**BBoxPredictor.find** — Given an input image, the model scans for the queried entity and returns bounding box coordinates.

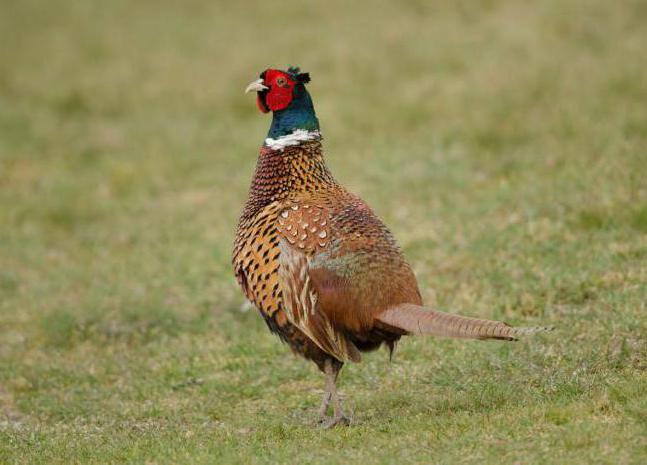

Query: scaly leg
[318,390,331,421]
[321,359,350,428]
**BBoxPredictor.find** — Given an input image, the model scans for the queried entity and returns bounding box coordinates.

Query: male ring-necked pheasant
[233,66,550,427]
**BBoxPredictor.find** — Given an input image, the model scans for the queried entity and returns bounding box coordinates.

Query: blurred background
[1,1,645,463]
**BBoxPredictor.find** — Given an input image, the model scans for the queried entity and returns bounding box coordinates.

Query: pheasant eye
[276,76,288,87]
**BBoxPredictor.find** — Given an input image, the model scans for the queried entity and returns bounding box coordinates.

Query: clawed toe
[322,415,350,429]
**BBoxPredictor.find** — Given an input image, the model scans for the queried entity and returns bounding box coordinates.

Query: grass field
[1,0,646,463]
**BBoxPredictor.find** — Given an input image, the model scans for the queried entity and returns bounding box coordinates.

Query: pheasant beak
[245,79,268,94]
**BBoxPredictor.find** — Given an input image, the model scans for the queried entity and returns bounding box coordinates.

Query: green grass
[1,0,646,463]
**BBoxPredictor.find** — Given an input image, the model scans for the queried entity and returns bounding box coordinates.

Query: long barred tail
[376,304,553,341]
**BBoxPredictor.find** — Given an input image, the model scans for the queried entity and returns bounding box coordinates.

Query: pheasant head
[245,66,319,139]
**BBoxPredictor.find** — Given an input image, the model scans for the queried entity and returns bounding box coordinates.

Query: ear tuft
[296,72,311,84]
[287,66,310,84]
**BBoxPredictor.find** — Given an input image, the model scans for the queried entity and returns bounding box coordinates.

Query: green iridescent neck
[267,84,320,139]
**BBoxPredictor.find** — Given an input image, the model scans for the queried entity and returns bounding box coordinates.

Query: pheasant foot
[318,359,350,427]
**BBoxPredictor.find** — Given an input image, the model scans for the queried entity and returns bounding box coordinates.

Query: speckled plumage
[233,68,550,426]
[232,137,420,370]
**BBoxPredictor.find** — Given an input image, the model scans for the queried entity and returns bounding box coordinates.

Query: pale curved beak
[245,79,268,94]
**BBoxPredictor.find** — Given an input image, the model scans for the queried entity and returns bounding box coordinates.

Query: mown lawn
[1,0,645,463]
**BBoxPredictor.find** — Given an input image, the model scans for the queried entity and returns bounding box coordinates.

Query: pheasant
[232,66,550,427]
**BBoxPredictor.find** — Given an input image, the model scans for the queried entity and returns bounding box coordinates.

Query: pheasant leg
[317,390,331,421]
[321,359,350,428]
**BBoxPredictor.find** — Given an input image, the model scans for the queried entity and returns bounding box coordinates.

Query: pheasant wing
[276,201,361,362]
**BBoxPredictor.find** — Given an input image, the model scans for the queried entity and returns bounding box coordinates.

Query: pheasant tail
[377,304,553,341]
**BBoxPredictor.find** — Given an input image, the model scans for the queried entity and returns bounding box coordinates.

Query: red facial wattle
[258,69,296,112]
[256,92,270,113]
